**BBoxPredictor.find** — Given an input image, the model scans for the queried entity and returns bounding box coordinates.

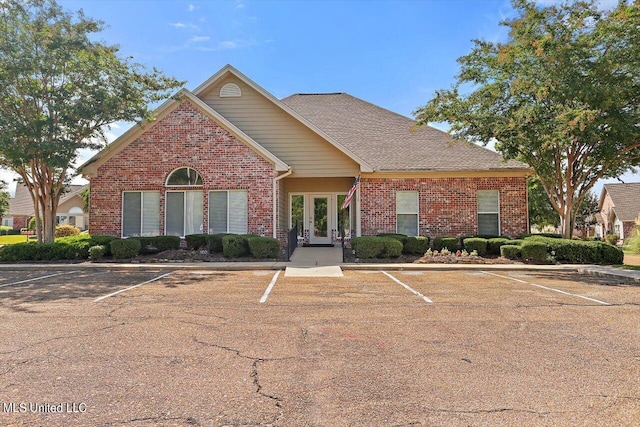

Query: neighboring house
[599,183,640,240]
[79,65,531,244]
[1,184,89,231]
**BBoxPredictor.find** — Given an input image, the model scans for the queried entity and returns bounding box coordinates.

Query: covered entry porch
[282,177,359,247]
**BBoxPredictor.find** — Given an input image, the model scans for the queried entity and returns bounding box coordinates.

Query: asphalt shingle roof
[603,183,640,222]
[280,93,529,172]
[8,184,86,217]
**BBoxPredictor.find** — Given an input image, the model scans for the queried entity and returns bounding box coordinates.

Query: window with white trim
[122,191,160,237]
[477,190,500,235]
[166,167,203,186]
[396,191,419,236]
[166,191,203,236]
[209,190,248,234]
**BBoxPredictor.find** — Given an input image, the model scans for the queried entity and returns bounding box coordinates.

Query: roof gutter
[273,168,293,239]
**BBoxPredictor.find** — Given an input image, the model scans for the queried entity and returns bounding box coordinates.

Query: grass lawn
[618,265,640,271]
[0,235,29,245]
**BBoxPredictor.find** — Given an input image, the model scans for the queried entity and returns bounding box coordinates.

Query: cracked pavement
[0,268,639,426]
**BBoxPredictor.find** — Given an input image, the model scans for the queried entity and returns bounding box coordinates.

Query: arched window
[166,167,203,186]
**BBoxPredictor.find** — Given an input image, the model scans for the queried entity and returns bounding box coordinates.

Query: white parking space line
[481,271,611,306]
[94,272,174,303]
[0,271,79,288]
[259,270,282,304]
[382,271,433,304]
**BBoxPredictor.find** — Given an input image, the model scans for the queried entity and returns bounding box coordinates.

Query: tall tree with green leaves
[0,0,183,242]
[528,176,559,231]
[574,190,599,237]
[414,0,640,239]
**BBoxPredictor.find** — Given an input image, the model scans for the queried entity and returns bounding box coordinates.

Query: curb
[0,261,638,283]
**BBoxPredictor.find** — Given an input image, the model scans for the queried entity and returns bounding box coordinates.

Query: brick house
[1,184,89,231]
[599,183,640,240]
[79,65,531,244]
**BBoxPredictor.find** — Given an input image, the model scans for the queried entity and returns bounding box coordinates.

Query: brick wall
[90,101,276,237]
[360,177,528,238]
[12,216,28,230]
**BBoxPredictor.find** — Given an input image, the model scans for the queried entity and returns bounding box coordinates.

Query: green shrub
[519,233,563,239]
[486,237,509,255]
[524,236,623,264]
[0,225,12,235]
[55,225,80,238]
[110,239,141,259]
[403,236,430,255]
[463,238,488,257]
[247,236,280,258]
[379,237,403,258]
[185,234,208,250]
[598,242,624,264]
[0,240,91,261]
[475,234,502,239]
[351,236,385,259]
[500,245,521,260]
[377,233,408,245]
[520,241,548,263]
[433,237,459,251]
[0,242,39,262]
[89,245,106,261]
[604,234,619,245]
[222,235,250,258]
[209,233,232,253]
[503,239,524,246]
[88,236,118,256]
[137,236,181,254]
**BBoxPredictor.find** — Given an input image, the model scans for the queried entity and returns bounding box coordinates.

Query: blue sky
[1,0,636,196]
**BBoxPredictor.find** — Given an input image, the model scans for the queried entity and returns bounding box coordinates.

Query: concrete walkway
[285,246,344,277]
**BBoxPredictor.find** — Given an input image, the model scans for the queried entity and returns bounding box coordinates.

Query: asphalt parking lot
[1,267,639,426]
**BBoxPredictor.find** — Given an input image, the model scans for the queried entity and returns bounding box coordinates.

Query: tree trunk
[559,201,574,239]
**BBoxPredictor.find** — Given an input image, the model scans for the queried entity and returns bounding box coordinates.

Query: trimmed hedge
[222,235,250,258]
[500,245,521,260]
[433,237,459,251]
[185,234,208,250]
[351,236,385,259]
[486,238,509,255]
[463,238,488,257]
[0,239,92,261]
[137,236,181,254]
[520,241,548,263]
[209,233,233,253]
[351,236,403,258]
[525,236,624,264]
[247,236,280,258]
[379,237,403,258]
[404,236,430,255]
[377,233,409,245]
[503,239,524,246]
[89,245,106,261]
[110,239,141,259]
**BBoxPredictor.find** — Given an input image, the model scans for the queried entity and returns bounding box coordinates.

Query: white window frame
[208,190,248,234]
[165,167,204,187]
[396,191,419,236]
[121,191,160,238]
[165,190,204,237]
[477,190,501,236]
[2,217,13,228]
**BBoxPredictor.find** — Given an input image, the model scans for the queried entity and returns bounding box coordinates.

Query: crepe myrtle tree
[414,0,640,239]
[0,0,184,243]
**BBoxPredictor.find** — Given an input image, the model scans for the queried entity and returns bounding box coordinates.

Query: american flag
[341,176,360,209]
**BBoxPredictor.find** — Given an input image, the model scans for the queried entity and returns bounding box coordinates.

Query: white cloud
[188,4,197,12]
[169,22,186,29]
[189,36,210,43]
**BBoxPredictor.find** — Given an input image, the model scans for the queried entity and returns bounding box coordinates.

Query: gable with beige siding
[199,75,360,178]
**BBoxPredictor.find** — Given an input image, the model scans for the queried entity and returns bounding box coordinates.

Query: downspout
[273,168,293,238]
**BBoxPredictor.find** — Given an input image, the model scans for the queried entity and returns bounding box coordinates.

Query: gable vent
[220,82,241,98]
